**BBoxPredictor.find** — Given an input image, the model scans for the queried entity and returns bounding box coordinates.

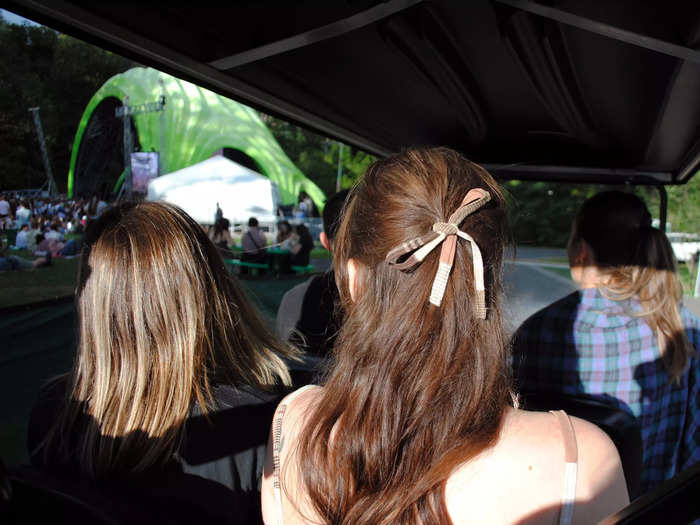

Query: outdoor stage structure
[67,66,325,211]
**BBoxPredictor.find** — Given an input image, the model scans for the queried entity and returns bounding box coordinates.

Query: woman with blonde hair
[29,201,296,522]
[513,191,700,495]
[262,148,628,525]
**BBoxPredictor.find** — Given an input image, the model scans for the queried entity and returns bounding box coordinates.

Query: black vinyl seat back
[5,466,130,524]
[3,464,246,524]
[0,457,13,524]
[600,461,700,524]
[518,391,643,499]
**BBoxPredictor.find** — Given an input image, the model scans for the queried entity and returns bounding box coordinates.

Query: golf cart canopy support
[8,0,700,186]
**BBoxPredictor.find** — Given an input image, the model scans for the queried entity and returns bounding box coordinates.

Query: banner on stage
[131,152,159,193]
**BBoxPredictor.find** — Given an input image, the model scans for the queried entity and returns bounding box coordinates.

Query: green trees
[262,115,376,198]
[635,182,700,234]
[0,19,134,191]
[506,179,700,247]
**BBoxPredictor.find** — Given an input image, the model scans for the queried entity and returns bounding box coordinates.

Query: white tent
[147,156,280,225]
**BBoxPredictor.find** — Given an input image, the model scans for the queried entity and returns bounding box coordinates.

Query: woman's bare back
[262,387,629,525]
[445,408,628,524]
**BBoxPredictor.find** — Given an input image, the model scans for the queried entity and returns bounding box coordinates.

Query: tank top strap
[272,385,316,525]
[550,410,578,525]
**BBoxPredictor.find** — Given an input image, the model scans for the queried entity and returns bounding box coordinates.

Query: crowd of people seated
[206,212,317,277]
[0,193,109,232]
[0,192,111,271]
[13,148,699,524]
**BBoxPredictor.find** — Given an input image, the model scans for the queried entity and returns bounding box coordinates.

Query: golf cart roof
[8,0,700,185]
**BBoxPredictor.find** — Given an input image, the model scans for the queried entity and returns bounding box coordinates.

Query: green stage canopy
[68,67,325,209]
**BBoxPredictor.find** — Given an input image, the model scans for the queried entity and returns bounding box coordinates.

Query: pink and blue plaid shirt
[512,288,700,494]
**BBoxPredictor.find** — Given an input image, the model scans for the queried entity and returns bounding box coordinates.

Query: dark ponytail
[572,192,695,383]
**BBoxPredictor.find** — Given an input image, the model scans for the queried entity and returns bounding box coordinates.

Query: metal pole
[158,78,166,176]
[657,185,668,232]
[28,107,57,196]
[121,97,133,200]
[336,142,344,192]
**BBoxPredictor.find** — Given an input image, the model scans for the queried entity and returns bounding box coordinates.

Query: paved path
[311,245,575,332]
[507,245,568,261]
[502,261,577,335]
[311,246,577,335]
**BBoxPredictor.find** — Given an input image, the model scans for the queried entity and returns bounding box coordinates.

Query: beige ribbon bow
[384,188,491,317]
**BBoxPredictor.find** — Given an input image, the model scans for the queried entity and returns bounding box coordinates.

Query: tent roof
[9,0,700,185]
[148,156,279,225]
[152,155,269,189]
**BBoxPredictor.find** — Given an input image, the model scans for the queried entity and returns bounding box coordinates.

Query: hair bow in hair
[385,188,491,317]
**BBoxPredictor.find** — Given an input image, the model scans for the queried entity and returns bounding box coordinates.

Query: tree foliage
[262,114,376,198]
[0,18,135,191]
[634,181,700,234]
[506,178,700,247]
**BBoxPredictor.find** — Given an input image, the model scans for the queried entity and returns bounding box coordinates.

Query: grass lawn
[0,253,78,308]
[310,247,331,259]
[0,238,330,309]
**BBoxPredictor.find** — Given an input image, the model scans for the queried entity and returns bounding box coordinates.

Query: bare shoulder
[446,409,628,524]
[446,409,570,523]
[568,414,616,454]
[279,385,323,429]
[507,410,620,459]
[505,408,570,450]
[513,411,627,495]
[275,385,324,454]
[261,385,323,525]
[568,416,627,494]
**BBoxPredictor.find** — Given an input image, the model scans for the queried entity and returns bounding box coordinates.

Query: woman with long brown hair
[29,201,296,522]
[262,148,628,525]
[513,191,700,495]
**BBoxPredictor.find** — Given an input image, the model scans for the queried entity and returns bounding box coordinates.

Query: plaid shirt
[512,288,700,494]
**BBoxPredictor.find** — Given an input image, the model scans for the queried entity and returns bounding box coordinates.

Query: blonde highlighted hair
[41,202,296,478]
[570,191,695,383]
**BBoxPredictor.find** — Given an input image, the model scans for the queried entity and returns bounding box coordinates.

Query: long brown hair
[570,191,695,383]
[41,201,296,479]
[296,148,512,524]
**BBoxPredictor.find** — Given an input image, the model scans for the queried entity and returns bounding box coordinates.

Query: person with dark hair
[276,220,292,246]
[0,193,9,221]
[16,200,31,227]
[209,217,235,260]
[276,190,348,358]
[27,217,41,252]
[241,216,268,267]
[288,224,313,267]
[14,223,30,249]
[262,149,628,524]
[512,191,700,494]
